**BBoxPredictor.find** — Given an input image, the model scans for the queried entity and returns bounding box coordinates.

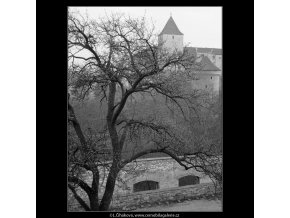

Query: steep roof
[183,47,221,72]
[159,16,183,36]
[199,56,221,71]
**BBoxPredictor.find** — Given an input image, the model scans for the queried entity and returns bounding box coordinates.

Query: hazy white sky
[69,7,222,49]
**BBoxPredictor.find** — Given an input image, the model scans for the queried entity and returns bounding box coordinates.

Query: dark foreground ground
[134,199,222,212]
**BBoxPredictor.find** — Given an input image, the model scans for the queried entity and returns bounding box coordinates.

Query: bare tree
[67,11,222,211]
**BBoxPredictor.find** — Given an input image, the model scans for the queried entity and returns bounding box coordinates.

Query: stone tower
[158,16,184,53]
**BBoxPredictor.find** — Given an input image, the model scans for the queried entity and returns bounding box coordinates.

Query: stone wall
[96,156,213,196]
[68,182,218,211]
[111,182,217,210]
[190,73,221,94]
[75,156,213,198]
[68,156,218,211]
[124,157,212,191]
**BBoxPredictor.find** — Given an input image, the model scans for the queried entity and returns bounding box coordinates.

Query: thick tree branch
[120,147,167,168]
[68,101,88,151]
[68,175,92,195]
[68,184,91,211]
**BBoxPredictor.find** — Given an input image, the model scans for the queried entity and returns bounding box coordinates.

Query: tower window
[172,36,174,39]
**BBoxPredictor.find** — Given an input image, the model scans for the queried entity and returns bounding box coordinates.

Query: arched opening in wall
[178,175,200,187]
[133,180,159,192]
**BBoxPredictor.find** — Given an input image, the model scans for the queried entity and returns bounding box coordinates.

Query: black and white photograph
[67,6,222,212]
[7,1,288,218]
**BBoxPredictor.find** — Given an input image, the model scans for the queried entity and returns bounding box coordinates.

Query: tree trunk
[89,193,99,211]
[89,170,100,211]
[97,82,122,211]
[99,164,119,211]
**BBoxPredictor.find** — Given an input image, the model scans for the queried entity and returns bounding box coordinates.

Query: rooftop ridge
[185,46,222,50]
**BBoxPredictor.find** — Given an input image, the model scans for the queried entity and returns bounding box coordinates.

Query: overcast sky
[69,7,222,49]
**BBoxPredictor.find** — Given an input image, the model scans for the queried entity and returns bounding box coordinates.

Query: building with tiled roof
[184,47,222,70]
[159,16,222,95]
[158,16,222,70]
[190,55,222,94]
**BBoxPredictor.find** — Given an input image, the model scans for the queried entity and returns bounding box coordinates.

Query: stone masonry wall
[68,182,217,211]
[68,156,216,211]
[111,182,216,210]
[95,156,213,196]
[74,156,213,197]
[122,157,212,192]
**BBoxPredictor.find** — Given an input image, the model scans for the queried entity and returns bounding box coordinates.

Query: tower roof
[159,16,183,36]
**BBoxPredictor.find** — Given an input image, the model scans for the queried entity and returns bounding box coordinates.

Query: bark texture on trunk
[89,193,99,211]
[99,158,121,211]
